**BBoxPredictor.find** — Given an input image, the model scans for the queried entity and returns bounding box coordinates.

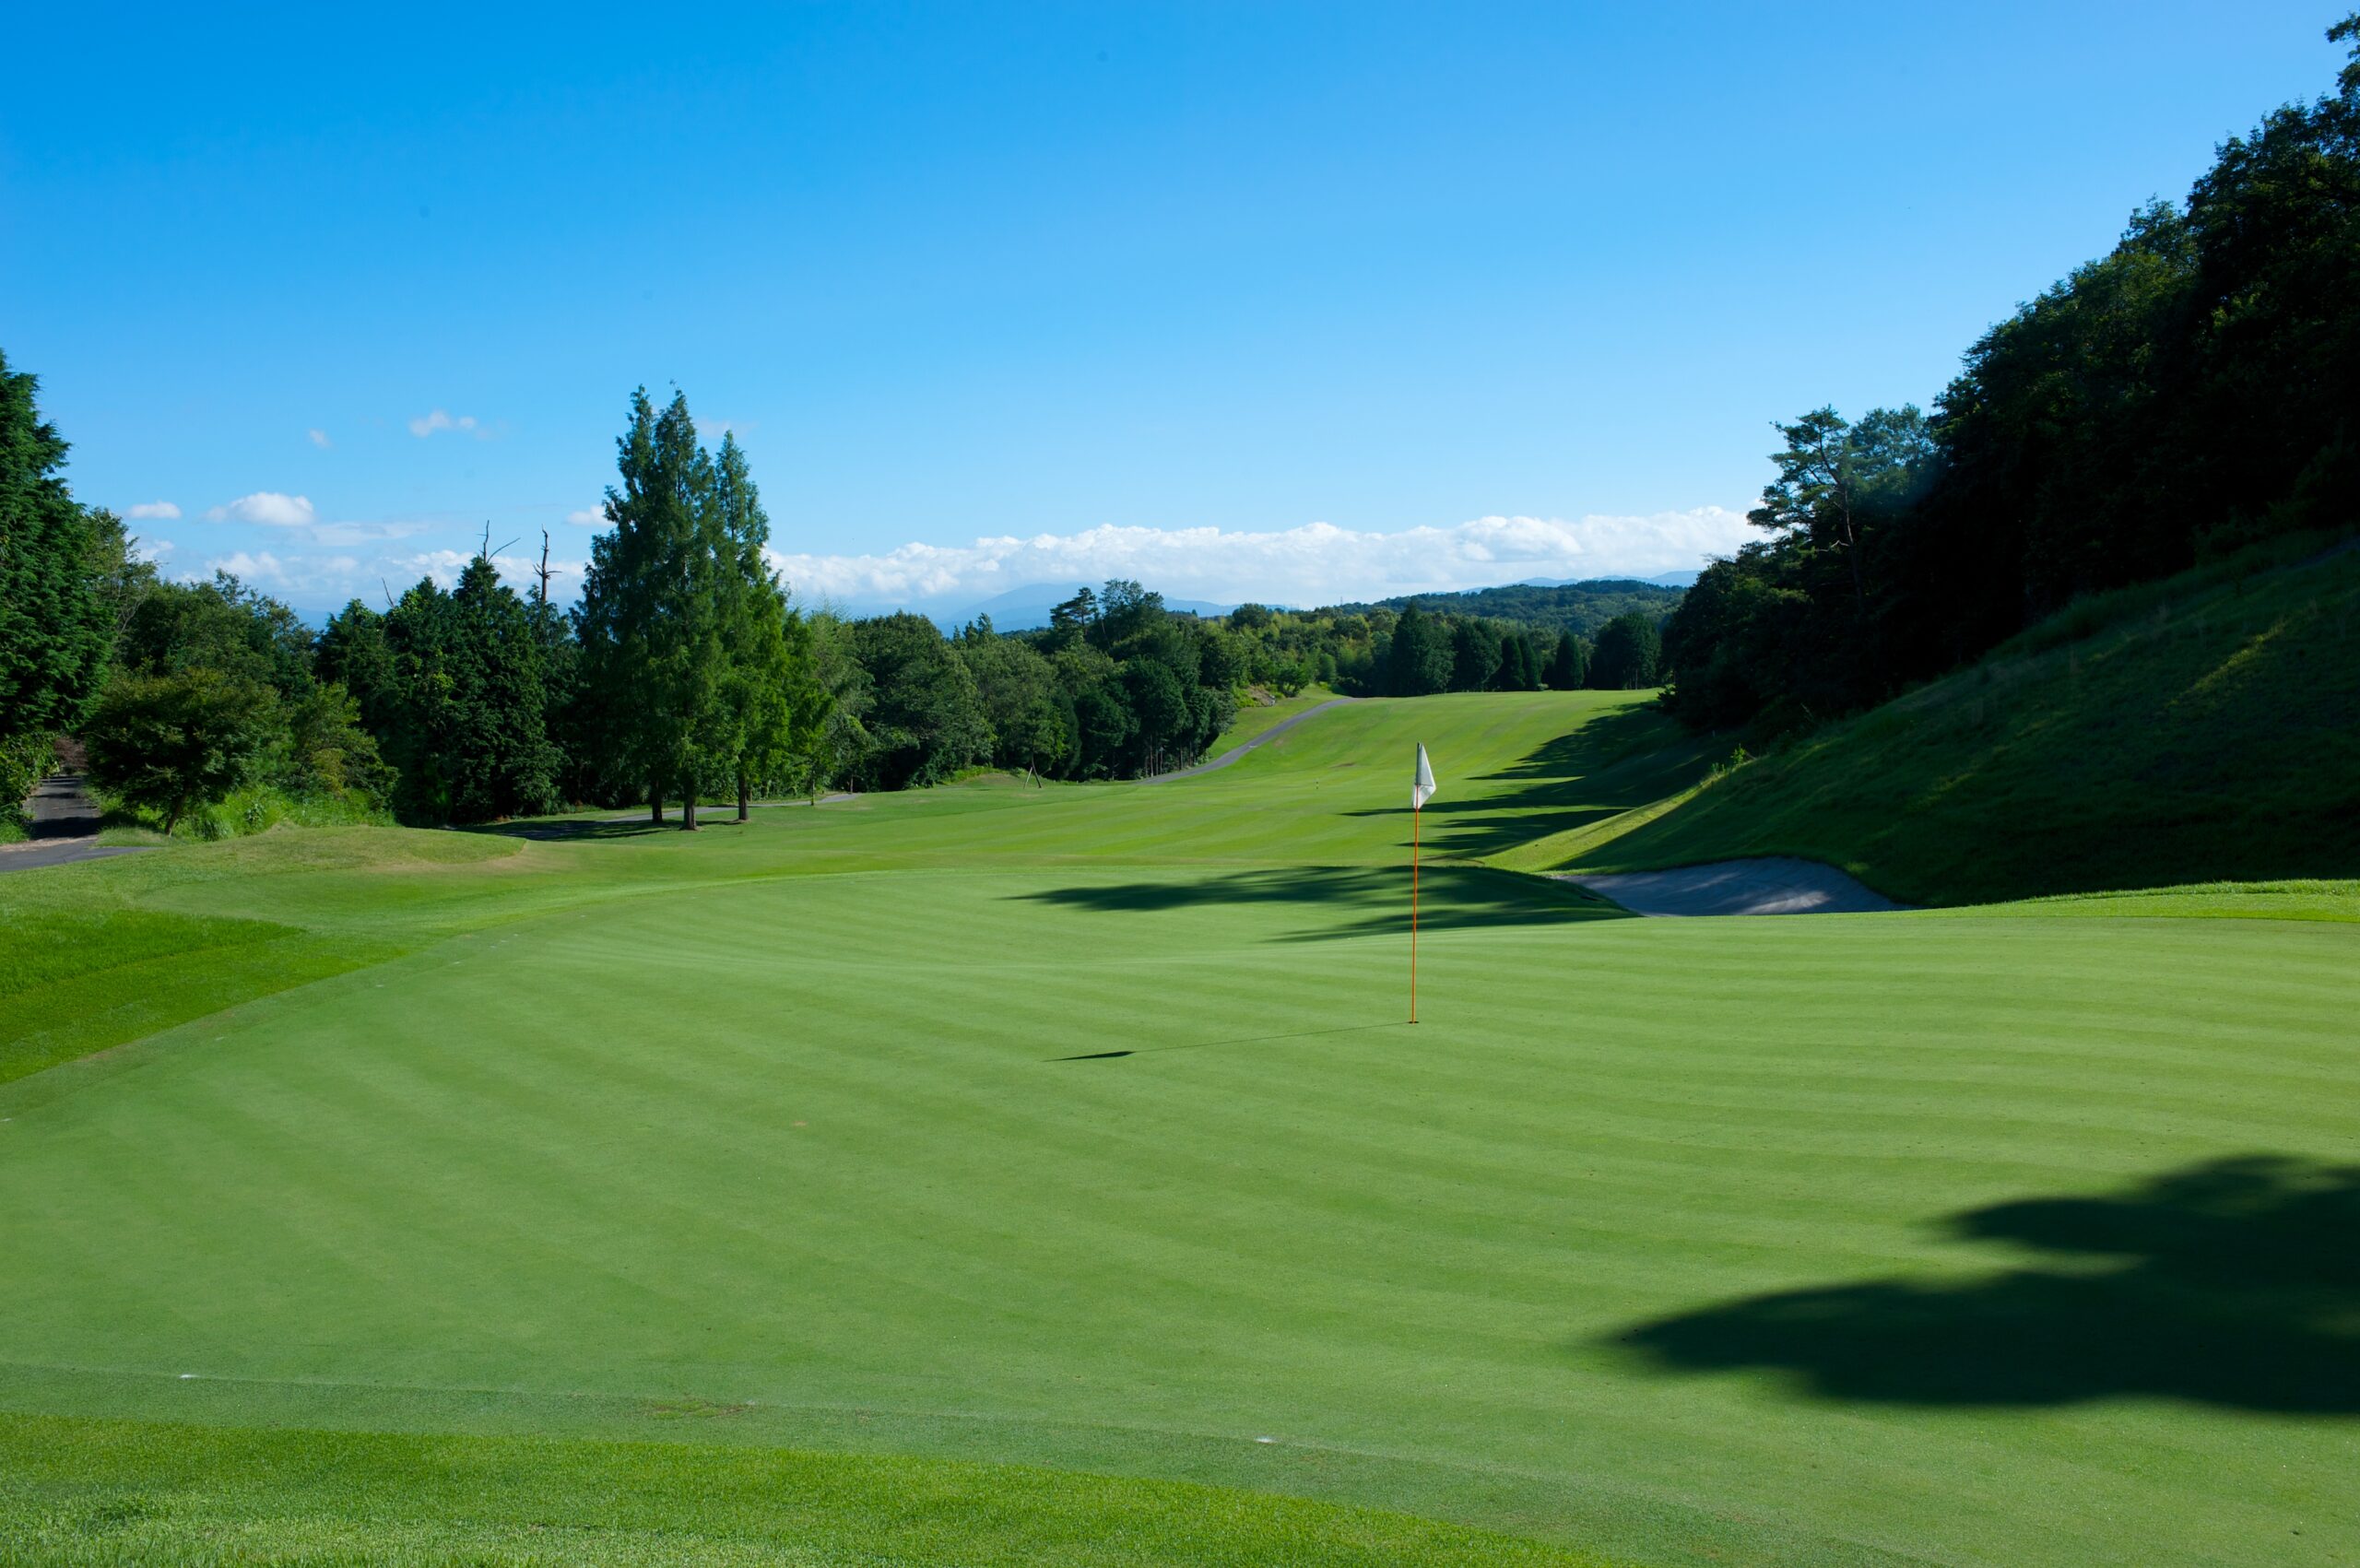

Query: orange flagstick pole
[1410,802,1420,1024]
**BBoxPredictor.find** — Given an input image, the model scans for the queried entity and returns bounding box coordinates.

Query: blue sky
[1,3,2344,613]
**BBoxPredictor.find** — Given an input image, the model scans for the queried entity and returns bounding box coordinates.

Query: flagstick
[1410,803,1421,1024]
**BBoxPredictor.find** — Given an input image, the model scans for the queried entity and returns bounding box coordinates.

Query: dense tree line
[1664,16,2360,737]
[6,359,1672,835]
[1328,579,1685,637]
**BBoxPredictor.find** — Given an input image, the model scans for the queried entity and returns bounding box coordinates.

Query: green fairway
[4,690,2357,1566]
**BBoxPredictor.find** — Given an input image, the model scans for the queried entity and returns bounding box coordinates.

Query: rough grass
[1,690,2355,1566]
[1569,543,2360,903]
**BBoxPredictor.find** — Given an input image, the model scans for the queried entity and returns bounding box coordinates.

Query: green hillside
[1555,539,2360,905]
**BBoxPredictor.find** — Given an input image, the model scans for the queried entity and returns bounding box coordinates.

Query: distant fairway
[4,690,2357,1565]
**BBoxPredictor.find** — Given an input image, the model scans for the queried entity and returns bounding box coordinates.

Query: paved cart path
[1141,698,1359,784]
[1,772,149,874]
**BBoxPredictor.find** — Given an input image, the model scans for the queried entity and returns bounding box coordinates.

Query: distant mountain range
[1519,570,1697,589]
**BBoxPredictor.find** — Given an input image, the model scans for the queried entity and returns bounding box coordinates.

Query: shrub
[83,669,277,835]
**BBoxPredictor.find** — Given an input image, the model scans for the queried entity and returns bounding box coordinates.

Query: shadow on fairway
[468,818,678,842]
[1611,1155,2360,1412]
[1016,864,1625,942]
[1348,708,1717,859]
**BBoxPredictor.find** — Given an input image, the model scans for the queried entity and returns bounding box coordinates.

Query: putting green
[3,691,2356,1566]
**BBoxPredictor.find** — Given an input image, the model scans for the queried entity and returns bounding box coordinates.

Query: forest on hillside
[1663,15,2360,738]
[1327,580,1684,636]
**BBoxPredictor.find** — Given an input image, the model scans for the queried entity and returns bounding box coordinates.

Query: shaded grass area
[0,1411,1610,1568]
[1015,862,1623,939]
[1575,545,2360,904]
[1617,1153,2360,1410]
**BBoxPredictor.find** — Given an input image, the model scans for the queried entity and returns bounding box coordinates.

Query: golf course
[6,685,2355,1566]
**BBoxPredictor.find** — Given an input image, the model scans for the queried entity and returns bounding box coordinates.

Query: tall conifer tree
[579,389,726,826]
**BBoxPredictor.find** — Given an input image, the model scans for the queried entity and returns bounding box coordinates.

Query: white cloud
[389,548,582,592]
[205,491,317,526]
[148,505,1739,614]
[301,519,437,547]
[564,506,606,527]
[198,548,366,595]
[308,428,332,449]
[765,508,1752,610]
[202,549,290,585]
[407,408,483,439]
[136,538,175,562]
[124,501,181,521]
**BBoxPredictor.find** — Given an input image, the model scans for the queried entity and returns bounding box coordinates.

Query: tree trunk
[738,774,750,821]
[682,795,698,831]
[1842,511,1867,612]
[649,786,662,824]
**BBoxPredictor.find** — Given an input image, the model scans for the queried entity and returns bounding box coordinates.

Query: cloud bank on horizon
[138,502,1747,614]
[771,508,1751,612]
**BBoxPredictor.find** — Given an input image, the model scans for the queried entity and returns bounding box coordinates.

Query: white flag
[1412,744,1436,811]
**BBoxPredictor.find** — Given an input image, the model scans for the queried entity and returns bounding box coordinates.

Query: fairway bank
[4,691,2357,1567]
[1573,542,2360,905]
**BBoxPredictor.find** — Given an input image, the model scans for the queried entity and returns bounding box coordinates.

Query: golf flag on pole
[1410,744,1434,1023]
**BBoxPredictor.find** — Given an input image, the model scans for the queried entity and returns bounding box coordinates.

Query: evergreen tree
[1,350,116,804]
[579,389,725,826]
[1588,612,1663,690]
[708,433,802,820]
[318,602,400,739]
[1387,603,1452,695]
[1545,629,1587,690]
[444,556,561,820]
[380,579,458,821]
[1496,631,1538,690]
[1449,618,1503,691]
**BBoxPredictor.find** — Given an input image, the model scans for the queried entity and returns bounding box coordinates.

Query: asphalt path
[0,772,150,874]
[1139,698,1358,784]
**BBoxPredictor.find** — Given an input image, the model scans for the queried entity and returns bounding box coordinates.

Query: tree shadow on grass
[1350,708,1718,859]
[1014,864,1627,943]
[1611,1155,2360,1411]
[466,818,673,842]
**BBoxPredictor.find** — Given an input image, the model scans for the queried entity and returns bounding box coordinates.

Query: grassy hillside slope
[1564,540,2360,904]
[3,690,2357,1566]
